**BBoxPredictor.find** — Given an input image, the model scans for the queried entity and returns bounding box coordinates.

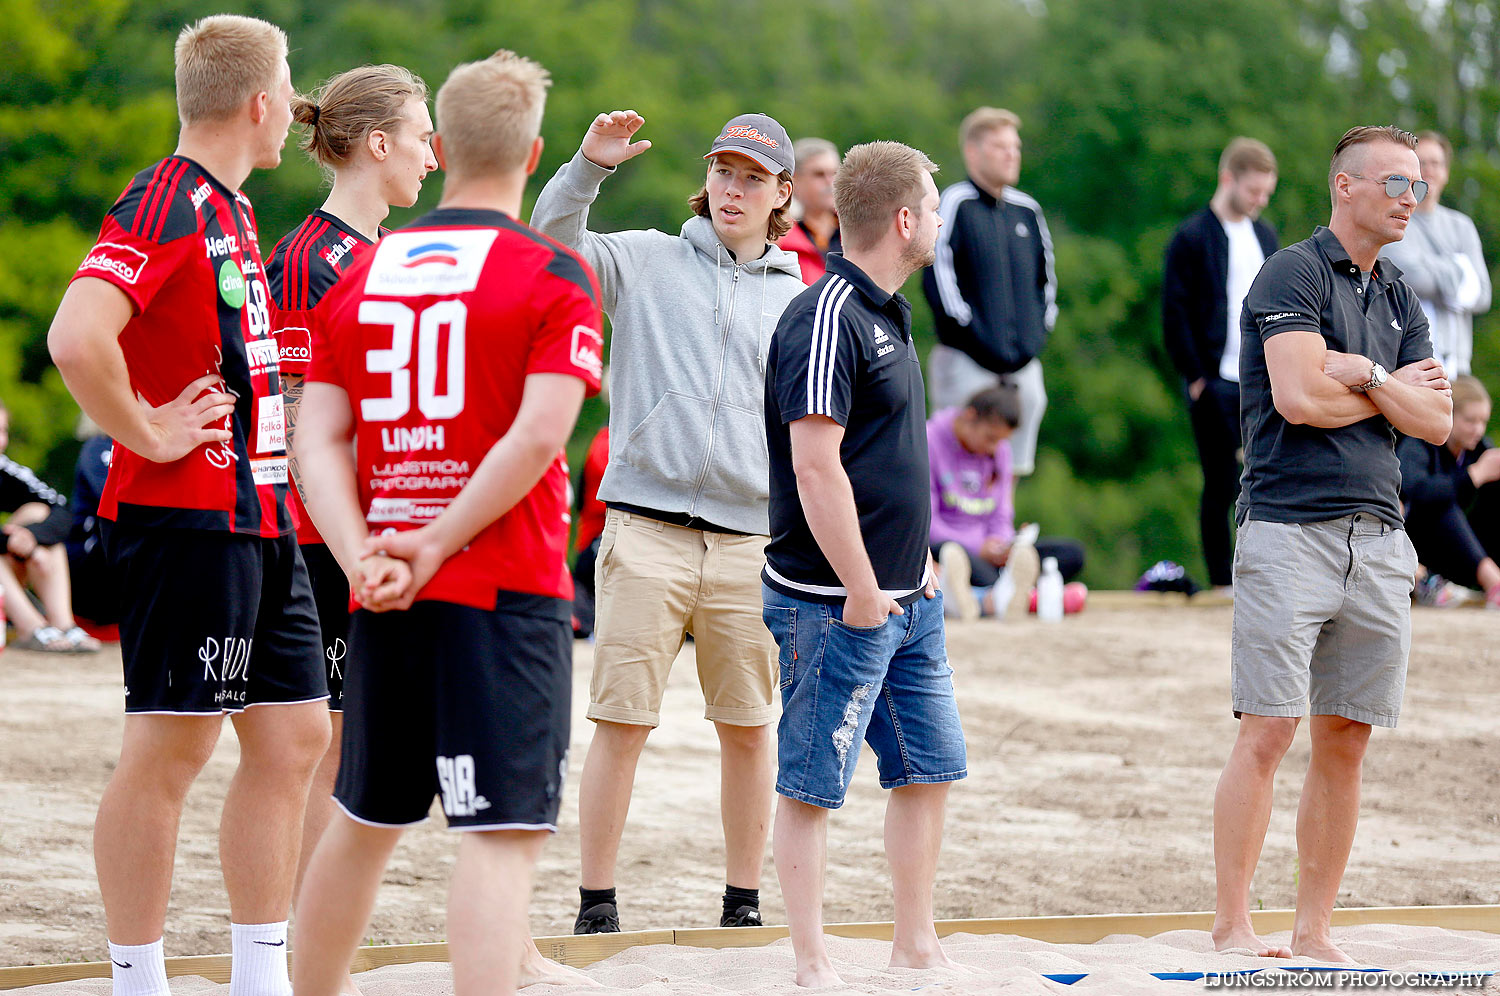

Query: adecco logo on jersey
[218,259,246,308]
[571,324,604,380]
[79,243,149,285]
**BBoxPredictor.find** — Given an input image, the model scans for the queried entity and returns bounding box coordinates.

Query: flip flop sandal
[61,626,102,653]
[12,626,74,652]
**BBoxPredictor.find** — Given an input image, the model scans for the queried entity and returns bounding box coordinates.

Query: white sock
[108,939,170,996]
[229,921,293,996]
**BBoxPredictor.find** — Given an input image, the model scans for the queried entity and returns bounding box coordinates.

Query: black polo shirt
[763,253,931,605]
[1238,226,1432,527]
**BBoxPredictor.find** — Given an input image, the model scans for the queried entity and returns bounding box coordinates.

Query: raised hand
[580,110,652,169]
[1393,356,1451,395]
[142,373,236,462]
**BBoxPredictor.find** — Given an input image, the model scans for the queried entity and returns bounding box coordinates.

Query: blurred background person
[65,414,118,630]
[924,106,1054,477]
[1381,130,1490,376]
[1162,137,1280,592]
[1399,374,1500,607]
[778,137,840,284]
[0,397,99,652]
[928,384,1084,621]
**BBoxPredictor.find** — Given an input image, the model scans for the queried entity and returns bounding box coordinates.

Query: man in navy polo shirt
[1212,125,1452,964]
[763,140,965,988]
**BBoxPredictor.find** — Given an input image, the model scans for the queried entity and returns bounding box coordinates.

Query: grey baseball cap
[704,113,794,175]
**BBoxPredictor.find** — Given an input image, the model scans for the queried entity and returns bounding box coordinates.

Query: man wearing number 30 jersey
[292,50,602,996]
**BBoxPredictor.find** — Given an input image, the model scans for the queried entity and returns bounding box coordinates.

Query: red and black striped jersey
[71,155,291,537]
[266,210,385,544]
[308,207,604,609]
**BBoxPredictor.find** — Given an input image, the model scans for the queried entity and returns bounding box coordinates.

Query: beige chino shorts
[1231,515,1417,728]
[589,508,776,728]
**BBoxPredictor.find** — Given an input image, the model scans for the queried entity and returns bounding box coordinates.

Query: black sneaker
[574,901,620,934]
[720,905,762,927]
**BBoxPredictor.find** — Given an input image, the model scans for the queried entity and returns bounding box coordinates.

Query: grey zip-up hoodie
[531,150,805,535]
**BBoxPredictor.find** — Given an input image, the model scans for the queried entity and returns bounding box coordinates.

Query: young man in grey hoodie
[531,109,805,932]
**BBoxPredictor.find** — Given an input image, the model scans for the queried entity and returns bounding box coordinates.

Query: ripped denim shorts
[761,583,967,809]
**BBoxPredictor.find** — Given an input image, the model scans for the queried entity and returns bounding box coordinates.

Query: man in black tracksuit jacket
[1162,137,1279,588]
[923,107,1055,477]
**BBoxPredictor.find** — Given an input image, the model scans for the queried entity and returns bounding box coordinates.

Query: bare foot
[1213,925,1293,959]
[793,959,843,988]
[889,943,969,972]
[519,940,601,988]
[339,972,364,996]
[1292,935,1360,966]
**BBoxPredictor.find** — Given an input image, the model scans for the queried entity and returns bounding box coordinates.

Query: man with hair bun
[292,50,603,996]
[265,61,438,996]
[764,140,965,988]
[1380,130,1491,376]
[1163,137,1280,592]
[48,15,329,996]
[1212,124,1452,965]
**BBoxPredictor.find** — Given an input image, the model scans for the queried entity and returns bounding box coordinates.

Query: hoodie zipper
[689,257,741,514]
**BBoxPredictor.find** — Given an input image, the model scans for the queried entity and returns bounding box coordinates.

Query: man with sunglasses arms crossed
[1212,126,1451,965]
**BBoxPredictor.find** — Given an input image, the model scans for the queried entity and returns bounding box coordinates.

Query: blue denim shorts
[762,584,967,809]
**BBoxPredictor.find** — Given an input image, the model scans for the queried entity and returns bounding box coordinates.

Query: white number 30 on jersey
[359,300,466,421]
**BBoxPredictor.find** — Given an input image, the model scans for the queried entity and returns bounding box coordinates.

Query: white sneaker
[1003,544,1041,620]
[938,543,980,622]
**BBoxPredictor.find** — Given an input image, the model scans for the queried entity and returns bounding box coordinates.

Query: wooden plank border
[3,906,1496,990]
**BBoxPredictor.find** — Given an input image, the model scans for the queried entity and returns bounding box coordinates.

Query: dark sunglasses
[1349,173,1429,203]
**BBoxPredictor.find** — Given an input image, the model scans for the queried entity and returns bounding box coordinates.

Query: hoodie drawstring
[757,263,770,373]
[714,242,723,327]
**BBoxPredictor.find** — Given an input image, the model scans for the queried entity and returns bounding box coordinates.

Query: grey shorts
[1231,515,1417,728]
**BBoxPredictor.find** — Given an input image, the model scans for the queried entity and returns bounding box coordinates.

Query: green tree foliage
[6,0,1498,584]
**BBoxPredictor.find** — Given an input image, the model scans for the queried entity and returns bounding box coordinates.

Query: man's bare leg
[293,711,362,994]
[222,702,329,923]
[292,813,402,996]
[1290,715,1371,965]
[577,720,651,890]
[1212,715,1298,958]
[95,714,223,942]
[773,797,841,988]
[448,830,547,996]
[886,782,961,971]
[715,721,773,891]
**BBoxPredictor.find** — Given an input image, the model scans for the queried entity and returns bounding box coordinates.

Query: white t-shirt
[1219,216,1266,383]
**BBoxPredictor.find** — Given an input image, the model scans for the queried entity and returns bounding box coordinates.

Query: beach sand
[2,601,1497,992]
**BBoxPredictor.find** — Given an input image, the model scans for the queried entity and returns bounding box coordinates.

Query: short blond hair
[1220,137,1277,177]
[834,141,939,252]
[292,65,428,172]
[174,15,287,126]
[1453,374,1490,410]
[435,50,550,177]
[960,107,1021,148]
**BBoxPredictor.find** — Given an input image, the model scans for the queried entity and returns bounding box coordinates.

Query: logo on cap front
[721,124,781,149]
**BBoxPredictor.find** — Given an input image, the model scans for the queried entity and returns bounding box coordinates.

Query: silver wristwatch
[1354,361,1388,392]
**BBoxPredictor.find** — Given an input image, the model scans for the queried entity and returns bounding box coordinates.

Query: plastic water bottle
[1037,557,1064,622]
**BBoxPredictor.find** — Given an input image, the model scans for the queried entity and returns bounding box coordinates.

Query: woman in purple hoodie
[928,385,1084,620]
